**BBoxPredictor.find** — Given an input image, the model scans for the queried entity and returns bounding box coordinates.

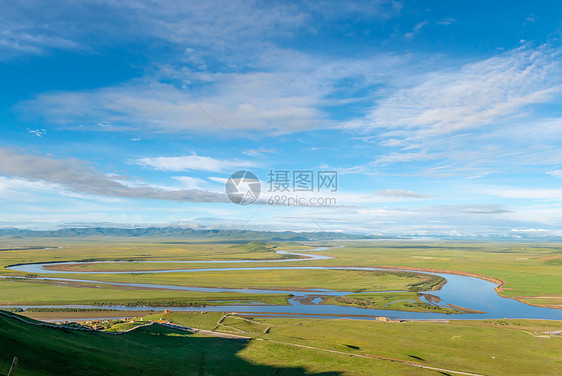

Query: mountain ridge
[0,226,394,241]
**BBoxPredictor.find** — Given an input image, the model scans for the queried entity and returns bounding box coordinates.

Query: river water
[4,247,562,320]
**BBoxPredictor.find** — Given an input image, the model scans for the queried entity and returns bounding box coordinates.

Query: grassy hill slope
[0,312,340,376]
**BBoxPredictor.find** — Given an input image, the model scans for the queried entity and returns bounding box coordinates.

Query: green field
[1,238,561,311]
[1,310,561,375]
[312,242,562,309]
[0,238,444,311]
[0,279,290,306]
[34,268,441,291]
[322,292,462,313]
[1,238,561,375]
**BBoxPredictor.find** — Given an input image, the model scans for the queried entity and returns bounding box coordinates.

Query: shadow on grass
[0,313,341,375]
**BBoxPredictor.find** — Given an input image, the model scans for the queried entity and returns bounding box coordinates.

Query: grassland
[322,292,461,313]
[18,310,153,322]
[240,315,562,376]
[0,311,429,375]
[1,237,560,375]
[313,242,562,309]
[1,237,561,311]
[0,279,288,306]
[1,310,561,375]
[37,268,439,292]
[0,240,308,271]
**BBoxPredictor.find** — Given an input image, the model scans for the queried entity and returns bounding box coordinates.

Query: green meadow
[312,242,562,308]
[34,268,440,292]
[322,291,462,313]
[0,279,288,306]
[1,310,561,375]
[0,238,561,310]
[1,238,561,375]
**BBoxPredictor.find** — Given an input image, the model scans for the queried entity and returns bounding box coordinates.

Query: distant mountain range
[2,227,559,241]
[0,227,396,241]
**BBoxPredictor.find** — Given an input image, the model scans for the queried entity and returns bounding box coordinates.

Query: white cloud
[208,177,228,184]
[336,45,562,177]
[27,128,46,137]
[438,17,456,26]
[374,150,436,166]
[173,176,227,192]
[242,147,278,157]
[173,176,208,190]
[0,1,302,60]
[0,176,124,203]
[486,186,562,200]
[268,203,518,235]
[374,189,429,198]
[358,45,562,140]
[136,154,257,173]
[0,148,228,203]
[0,29,83,59]
[0,0,400,62]
[404,21,428,39]
[547,170,562,178]
[19,52,403,134]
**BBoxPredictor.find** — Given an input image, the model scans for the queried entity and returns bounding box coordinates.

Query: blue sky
[2,0,562,237]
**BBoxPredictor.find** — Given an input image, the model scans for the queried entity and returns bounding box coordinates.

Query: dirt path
[159,321,251,340]
[215,313,248,333]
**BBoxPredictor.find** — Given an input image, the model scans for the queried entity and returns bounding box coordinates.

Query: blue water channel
[4,247,562,320]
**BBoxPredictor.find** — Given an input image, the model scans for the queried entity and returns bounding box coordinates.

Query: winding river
[4,247,562,320]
